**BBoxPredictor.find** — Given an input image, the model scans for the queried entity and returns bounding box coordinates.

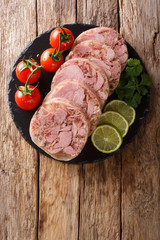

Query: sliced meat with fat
[66,40,121,93]
[30,98,89,161]
[73,27,128,70]
[45,79,102,134]
[51,58,109,106]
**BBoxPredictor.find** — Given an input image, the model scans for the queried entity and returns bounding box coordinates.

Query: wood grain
[77,0,119,30]
[77,1,121,239]
[119,0,160,239]
[1,0,160,239]
[36,1,81,240]
[0,1,38,240]
[79,159,121,240]
[37,0,76,34]
[38,159,80,240]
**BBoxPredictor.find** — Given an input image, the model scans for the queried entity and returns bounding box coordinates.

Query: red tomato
[15,85,41,110]
[50,27,74,51]
[40,48,64,72]
[16,59,41,84]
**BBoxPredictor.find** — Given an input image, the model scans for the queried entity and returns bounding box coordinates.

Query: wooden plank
[36,1,81,240]
[77,1,121,239]
[0,1,38,240]
[38,159,80,240]
[37,0,76,34]
[79,159,121,240]
[77,0,119,30]
[119,0,160,239]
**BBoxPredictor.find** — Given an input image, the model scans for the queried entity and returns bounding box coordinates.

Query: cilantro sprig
[115,58,152,108]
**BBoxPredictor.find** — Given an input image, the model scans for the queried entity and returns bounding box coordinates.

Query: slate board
[8,23,150,164]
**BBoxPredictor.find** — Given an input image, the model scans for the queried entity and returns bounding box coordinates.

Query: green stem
[26,67,39,86]
[20,57,42,73]
[27,59,40,67]
[49,33,64,61]
[18,64,42,95]
[60,27,71,43]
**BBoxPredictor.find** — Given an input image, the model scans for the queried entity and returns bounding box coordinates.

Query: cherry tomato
[15,85,41,110]
[40,48,64,72]
[49,27,74,51]
[16,59,41,84]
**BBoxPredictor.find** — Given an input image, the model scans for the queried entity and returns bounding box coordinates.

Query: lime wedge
[91,124,122,153]
[99,111,129,137]
[104,100,136,126]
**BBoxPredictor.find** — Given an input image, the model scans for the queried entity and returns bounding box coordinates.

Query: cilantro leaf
[140,73,152,86]
[125,64,143,77]
[139,86,148,95]
[115,58,151,108]
[126,92,142,108]
[116,81,135,101]
[120,81,135,96]
[127,58,141,67]
[116,89,126,100]
[118,76,129,88]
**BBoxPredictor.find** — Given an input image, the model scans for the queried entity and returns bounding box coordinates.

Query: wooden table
[0,0,160,239]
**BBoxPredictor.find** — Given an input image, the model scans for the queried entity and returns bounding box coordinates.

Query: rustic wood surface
[0,0,159,240]
[0,1,38,240]
[120,1,160,239]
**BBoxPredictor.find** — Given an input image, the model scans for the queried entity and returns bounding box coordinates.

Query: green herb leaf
[126,92,142,108]
[121,81,135,92]
[140,73,152,86]
[139,86,148,95]
[116,78,136,98]
[134,92,142,104]
[125,64,143,77]
[127,58,141,67]
[116,89,125,100]
[115,58,151,108]
[118,77,129,88]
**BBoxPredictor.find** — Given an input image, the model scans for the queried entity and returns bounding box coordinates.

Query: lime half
[104,100,136,126]
[91,124,122,153]
[99,111,129,137]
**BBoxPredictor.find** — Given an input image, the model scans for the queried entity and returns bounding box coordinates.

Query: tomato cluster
[15,27,74,110]
[15,58,42,110]
[41,27,74,72]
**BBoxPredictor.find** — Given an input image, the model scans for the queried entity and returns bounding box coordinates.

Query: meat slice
[51,58,109,106]
[45,79,102,134]
[73,27,128,70]
[66,40,121,93]
[30,98,89,161]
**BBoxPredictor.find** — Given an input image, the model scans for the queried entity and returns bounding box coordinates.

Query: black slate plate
[8,23,150,164]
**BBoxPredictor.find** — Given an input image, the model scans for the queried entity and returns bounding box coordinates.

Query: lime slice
[99,111,129,137]
[104,100,136,126]
[91,124,122,153]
